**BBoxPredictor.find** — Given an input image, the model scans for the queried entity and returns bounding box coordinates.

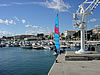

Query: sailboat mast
[54,14,60,51]
[58,13,60,50]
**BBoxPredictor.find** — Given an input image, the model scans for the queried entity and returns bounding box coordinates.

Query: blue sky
[0,0,100,37]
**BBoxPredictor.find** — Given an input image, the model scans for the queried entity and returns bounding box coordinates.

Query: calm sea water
[0,47,57,75]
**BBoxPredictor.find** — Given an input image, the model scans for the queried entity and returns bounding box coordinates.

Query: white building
[92,27,100,40]
[64,30,76,37]
[92,27,100,34]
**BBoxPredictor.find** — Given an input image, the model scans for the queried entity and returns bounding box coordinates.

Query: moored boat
[20,41,32,49]
[44,46,50,50]
[20,44,32,49]
[32,43,44,50]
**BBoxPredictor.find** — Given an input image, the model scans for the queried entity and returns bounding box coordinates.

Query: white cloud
[14,16,26,24]
[5,19,9,24]
[0,4,10,7]
[9,20,16,24]
[0,1,44,7]
[14,16,20,21]
[0,0,71,12]
[22,19,26,24]
[94,25,99,28]
[0,19,16,25]
[0,31,13,37]
[47,27,51,33]
[89,18,97,22]
[38,27,51,34]
[89,18,100,22]
[25,25,42,28]
[0,19,4,23]
[25,25,33,27]
[12,2,44,5]
[45,0,71,12]
[25,30,37,35]
[32,26,42,28]
[25,27,51,35]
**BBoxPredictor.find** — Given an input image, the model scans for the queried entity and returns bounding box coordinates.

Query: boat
[53,14,60,55]
[6,42,14,47]
[32,46,44,49]
[20,44,32,49]
[32,42,44,50]
[42,42,51,50]
[13,41,20,47]
[53,14,66,55]
[0,42,6,47]
[20,42,32,49]
[60,45,69,49]
[44,46,50,50]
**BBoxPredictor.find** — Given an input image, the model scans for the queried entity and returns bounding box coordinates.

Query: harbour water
[0,46,99,75]
[0,47,57,75]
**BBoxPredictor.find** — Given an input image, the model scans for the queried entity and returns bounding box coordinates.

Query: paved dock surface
[48,51,100,75]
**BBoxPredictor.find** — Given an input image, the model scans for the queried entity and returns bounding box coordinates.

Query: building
[24,36,42,41]
[64,30,76,37]
[13,35,35,40]
[92,27,100,34]
[91,27,100,40]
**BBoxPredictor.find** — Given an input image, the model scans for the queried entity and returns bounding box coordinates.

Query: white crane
[73,0,100,54]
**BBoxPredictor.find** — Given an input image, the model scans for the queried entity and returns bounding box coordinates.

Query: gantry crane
[73,0,100,54]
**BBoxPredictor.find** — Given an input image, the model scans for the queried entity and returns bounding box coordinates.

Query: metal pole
[81,29,85,51]
[75,15,86,54]
[75,11,85,54]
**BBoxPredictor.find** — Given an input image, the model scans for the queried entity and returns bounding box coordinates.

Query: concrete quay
[48,51,100,75]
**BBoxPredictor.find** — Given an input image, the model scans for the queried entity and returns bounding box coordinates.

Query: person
[60,49,65,54]
[54,46,57,53]
[88,46,91,51]
[60,50,61,54]
[56,60,58,63]
[91,46,95,51]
